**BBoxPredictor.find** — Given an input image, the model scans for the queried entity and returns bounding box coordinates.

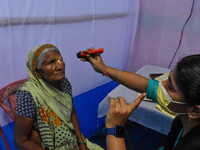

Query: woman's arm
[104,66,148,93]
[82,54,149,93]
[14,114,44,150]
[106,135,126,150]
[70,100,89,150]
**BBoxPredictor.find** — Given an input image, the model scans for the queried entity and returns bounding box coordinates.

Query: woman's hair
[36,47,60,69]
[175,54,200,105]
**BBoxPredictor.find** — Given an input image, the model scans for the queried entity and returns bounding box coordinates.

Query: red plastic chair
[0,79,27,150]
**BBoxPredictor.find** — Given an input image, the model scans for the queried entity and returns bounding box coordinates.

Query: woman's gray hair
[36,47,60,69]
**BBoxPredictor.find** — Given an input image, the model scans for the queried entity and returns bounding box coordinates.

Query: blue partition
[0,122,17,150]
[73,81,119,138]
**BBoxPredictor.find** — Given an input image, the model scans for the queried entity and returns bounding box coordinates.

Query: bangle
[113,69,119,81]
[103,66,109,77]
[78,141,86,145]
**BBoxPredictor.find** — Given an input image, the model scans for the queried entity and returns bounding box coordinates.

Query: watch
[105,126,124,138]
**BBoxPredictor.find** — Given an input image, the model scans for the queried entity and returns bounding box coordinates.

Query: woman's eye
[49,60,55,64]
[167,83,174,91]
[168,85,172,91]
[58,58,63,62]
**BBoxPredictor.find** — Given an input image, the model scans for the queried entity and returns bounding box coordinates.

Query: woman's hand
[80,47,106,74]
[106,93,146,128]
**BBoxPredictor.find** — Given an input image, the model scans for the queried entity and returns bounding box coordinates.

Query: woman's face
[162,69,184,103]
[162,69,191,113]
[37,50,65,85]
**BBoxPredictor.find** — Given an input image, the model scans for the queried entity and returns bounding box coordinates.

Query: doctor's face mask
[156,71,188,116]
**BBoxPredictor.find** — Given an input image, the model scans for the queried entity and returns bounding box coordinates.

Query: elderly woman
[14,44,103,150]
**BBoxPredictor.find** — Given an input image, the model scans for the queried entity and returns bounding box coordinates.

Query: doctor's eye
[167,82,174,92]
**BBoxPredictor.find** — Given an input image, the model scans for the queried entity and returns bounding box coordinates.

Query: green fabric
[157,147,164,150]
[20,44,77,149]
[146,79,159,102]
[22,44,74,129]
[85,139,104,150]
[173,128,183,149]
[21,72,74,129]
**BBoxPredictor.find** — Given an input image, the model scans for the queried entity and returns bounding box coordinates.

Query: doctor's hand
[80,47,106,74]
[106,93,147,128]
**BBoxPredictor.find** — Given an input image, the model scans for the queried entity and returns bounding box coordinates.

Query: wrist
[106,123,125,128]
[106,123,115,128]
[99,64,105,74]
[105,126,125,138]
[103,65,109,77]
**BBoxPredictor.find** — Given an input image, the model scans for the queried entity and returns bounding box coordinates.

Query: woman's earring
[188,112,194,121]
[188,113,192,121]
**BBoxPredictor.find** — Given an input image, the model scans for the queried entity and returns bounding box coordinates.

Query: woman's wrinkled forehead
[37,47,60,69]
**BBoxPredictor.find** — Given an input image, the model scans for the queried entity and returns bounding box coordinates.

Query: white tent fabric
[0,0,138,95]
[0,0,139,127]
[129,0,200,72]
[1,0,200,130]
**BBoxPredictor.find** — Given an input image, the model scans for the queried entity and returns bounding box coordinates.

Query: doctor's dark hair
[175,54,200,105]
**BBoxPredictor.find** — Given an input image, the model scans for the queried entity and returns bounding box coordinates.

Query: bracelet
[113,69,119,81]
[78,141,86,145]
[103,66,109,77]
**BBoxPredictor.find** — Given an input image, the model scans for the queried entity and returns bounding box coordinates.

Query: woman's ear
[188,105,200,119]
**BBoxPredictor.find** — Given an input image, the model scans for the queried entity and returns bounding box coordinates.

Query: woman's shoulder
[16,90,36,108]
[15,90,37,118]
[182,122,200,141]
[17,90,34,99]
[176,125,200,150]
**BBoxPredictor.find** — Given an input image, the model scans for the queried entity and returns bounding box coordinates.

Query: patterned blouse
[15,77,72,131]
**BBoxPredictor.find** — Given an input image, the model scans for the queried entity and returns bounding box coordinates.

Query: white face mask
[159,81,187,105]
[158,81,188,115]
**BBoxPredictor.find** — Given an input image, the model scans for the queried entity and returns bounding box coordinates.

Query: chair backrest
[0,79,27,150]
[0,79,27,121]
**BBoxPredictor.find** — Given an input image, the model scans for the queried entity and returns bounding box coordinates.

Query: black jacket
[162,116,200,150]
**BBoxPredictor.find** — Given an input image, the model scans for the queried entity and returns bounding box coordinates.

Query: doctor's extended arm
[83,54,149,93]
